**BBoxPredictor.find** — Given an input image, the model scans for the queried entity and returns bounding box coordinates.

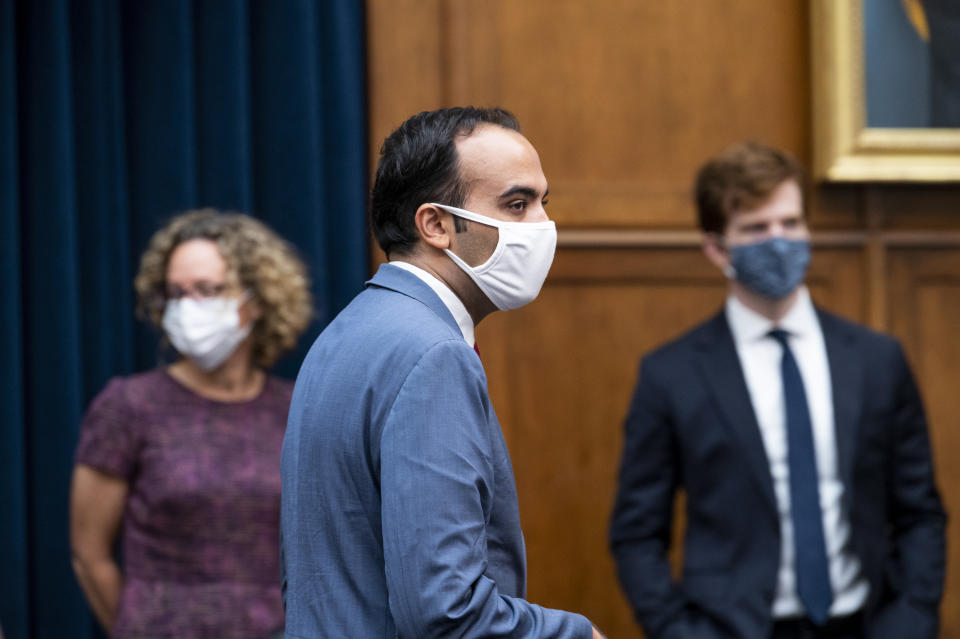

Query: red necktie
[473,342,481,360]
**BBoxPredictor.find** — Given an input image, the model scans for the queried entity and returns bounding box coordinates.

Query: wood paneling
[367,1,960,636]
[491,2,808,230]
[368,0,812,230]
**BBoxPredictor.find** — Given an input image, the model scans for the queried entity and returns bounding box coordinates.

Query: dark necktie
[769,328,834,625]
[473,341,481,360]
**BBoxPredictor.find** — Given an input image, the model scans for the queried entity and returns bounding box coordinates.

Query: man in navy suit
[281,107,604,638]
[610,142,945,639]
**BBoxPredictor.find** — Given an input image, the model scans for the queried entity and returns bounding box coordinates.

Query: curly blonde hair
[135,209,313,368]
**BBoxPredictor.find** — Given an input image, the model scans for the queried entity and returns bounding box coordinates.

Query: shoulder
[641,311,725,370]
[383,338,490,436]
[264,374,295,393]
[408,337,482,378]
[815,309,916,392]
[77,370,171,475]
[86,368,170,414]
[291,288,476,417]
[383,338,486,416]
[261,375,295,405]
[310,284,465,368]
[381,339,488,435]
[816,308,903,355]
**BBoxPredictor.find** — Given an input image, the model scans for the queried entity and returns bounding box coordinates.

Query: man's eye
[509,201,527,211]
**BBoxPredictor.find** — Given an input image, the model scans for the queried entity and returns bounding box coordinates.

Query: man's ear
[702,233,731,274]
[414,204,454,250]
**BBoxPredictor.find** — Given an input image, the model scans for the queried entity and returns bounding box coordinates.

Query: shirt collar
[726,286,818,345]
[389,260,476,346]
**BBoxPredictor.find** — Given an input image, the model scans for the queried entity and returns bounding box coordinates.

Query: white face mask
[432,203,557,311]
[162,295,253,371]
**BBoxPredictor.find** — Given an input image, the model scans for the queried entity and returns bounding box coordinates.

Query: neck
[729,282,802,323]
[395,252,496,325]
[168,340,264,401]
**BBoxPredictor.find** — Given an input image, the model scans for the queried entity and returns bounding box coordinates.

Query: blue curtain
[0,2,368,637]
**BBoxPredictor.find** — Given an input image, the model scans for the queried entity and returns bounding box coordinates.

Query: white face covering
[162,295,253,371]
[432,203,557,311]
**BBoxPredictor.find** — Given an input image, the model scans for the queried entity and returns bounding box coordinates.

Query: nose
[767,222,787,238]
[530,202,550,223]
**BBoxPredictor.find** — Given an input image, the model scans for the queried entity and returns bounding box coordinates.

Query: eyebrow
[497,185,549,200]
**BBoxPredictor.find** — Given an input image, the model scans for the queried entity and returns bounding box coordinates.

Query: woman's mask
[162,295,252,370]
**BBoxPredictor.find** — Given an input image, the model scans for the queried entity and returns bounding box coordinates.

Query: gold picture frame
[811,0,960,182]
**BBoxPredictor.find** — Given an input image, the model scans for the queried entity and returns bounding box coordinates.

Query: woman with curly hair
[69,210,312,638]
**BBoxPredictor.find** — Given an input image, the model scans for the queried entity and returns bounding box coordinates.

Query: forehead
[166,238,228,282]
[455,125,546,199]
[728,179,803,227]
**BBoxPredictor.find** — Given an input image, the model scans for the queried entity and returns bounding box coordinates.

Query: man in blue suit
[610,142,946,639]
[281,107,604,638]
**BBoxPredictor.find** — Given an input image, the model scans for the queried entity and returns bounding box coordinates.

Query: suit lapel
[694,313,778,512]
[817,310,862,491]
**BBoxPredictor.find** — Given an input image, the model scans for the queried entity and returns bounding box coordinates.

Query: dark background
[0,2,368,637]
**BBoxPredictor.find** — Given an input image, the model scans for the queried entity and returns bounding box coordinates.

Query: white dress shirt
[389,261,475,347]
[726,288,869,619]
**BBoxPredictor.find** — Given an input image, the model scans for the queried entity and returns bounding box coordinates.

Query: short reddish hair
[694,141,805,234]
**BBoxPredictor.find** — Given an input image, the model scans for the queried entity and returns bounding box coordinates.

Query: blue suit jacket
[610,309,946,639]
[281,264,592,639]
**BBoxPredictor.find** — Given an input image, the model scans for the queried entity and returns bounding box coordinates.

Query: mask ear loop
[430,202,556,230]
[433,203,508,273]
[432,203,501,228]
[709,233,738,279]
[436,206,510,309]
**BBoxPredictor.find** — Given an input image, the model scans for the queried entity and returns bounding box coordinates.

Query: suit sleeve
[609,357,731,639]
[869,343,946,639]
[610,358,684,634]
[380,340,593,639]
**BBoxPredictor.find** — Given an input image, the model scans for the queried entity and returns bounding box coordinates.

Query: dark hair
[694,141,806,234]
[370,106,521,257]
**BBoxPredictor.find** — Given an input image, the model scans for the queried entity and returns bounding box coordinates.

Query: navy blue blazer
[610,309,945,639]
[281,264,593,639]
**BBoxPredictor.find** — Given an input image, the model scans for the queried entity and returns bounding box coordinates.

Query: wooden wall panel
[490,1,809,230]
[368,0,812,231]
[366,0,445,150]
[869,186,960,231]
[367,1,960,636]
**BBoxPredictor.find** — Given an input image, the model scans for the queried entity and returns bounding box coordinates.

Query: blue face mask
[728,237,811,300]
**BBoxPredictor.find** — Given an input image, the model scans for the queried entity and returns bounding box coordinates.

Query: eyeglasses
[165,282,230,300]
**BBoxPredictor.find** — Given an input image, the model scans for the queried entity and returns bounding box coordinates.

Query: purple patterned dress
[75,369,292,638]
